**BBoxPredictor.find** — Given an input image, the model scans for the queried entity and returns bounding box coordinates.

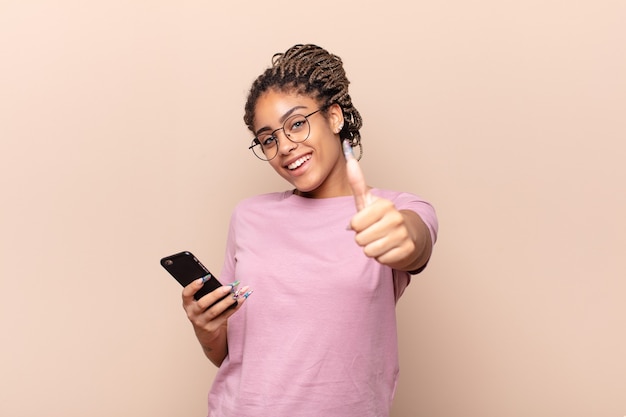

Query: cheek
[268,159,282,172]
[268,160,291,179]
[320,135,343,160]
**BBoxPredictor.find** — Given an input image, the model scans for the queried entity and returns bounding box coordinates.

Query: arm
[182,279,248,367]
[194,323,228,367]
[397,209,433,272]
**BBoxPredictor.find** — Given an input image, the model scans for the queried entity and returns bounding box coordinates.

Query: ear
[326,103,344,134]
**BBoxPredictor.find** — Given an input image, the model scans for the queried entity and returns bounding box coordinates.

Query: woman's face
[252,89,349,198]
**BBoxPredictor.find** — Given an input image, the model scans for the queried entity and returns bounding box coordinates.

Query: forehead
[253,89,320,128]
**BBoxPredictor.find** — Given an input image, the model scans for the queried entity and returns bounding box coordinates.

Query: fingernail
[343,139,355,160]
[243,290,254,299]
[228,280,240,288]
[200,274,213,284]
[232,285,250,299]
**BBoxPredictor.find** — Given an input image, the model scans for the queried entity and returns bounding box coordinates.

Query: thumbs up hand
[344,141,427,271]
[344,140,374,211]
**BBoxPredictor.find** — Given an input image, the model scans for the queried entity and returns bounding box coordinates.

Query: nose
[276,130,297,155]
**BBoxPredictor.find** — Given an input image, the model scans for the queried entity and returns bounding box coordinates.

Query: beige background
[1,1,624,416]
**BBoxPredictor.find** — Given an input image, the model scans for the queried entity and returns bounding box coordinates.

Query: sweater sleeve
[219,207,238,283]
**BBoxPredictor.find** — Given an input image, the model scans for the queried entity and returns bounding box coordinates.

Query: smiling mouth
[286,154,311,170]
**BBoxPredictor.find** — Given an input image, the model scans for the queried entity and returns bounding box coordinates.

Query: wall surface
[1,1,624,416]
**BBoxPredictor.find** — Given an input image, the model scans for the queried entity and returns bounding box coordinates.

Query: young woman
[182,44,438,417]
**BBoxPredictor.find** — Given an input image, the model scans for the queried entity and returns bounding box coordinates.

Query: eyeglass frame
[248,107,326,161]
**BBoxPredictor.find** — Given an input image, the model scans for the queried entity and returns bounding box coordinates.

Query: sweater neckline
[280,188,378,208]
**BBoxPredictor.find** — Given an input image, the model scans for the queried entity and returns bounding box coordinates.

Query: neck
[293,182,354,199]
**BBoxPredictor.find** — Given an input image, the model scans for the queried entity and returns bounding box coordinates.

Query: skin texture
[182,89,432,365]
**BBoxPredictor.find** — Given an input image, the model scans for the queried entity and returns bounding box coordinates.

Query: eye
[289,117,307,132]
[259,135,277,148]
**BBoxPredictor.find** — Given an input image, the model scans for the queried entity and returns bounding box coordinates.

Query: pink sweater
[208,189,438,417]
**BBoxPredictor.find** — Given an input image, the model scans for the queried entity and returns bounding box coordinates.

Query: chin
[292,181,319,194]
[279,171,316,192]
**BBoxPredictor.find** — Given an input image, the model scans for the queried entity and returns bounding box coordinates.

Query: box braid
[244,44,363,158]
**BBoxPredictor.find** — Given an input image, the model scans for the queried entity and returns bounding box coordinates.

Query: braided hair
[244,44,363,155]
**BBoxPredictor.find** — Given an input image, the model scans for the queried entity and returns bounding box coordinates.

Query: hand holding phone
[161,251,245,367]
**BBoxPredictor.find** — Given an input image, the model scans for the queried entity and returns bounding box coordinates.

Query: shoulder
[373,188,438,243]
[234,190,291,209]
[230,190,295,221]
[371,188,432,208]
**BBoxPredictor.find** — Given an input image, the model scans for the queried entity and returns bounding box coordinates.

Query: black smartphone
[160,251,228,302]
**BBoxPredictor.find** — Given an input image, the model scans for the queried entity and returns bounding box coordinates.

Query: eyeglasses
[248,109,323,161]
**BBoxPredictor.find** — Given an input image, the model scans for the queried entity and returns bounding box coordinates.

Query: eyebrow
[255,105,308,136]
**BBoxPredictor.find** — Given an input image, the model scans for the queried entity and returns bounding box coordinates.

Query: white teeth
[287,155,311,170]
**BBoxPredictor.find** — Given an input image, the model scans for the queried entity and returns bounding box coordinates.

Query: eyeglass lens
[250,114,311,161]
